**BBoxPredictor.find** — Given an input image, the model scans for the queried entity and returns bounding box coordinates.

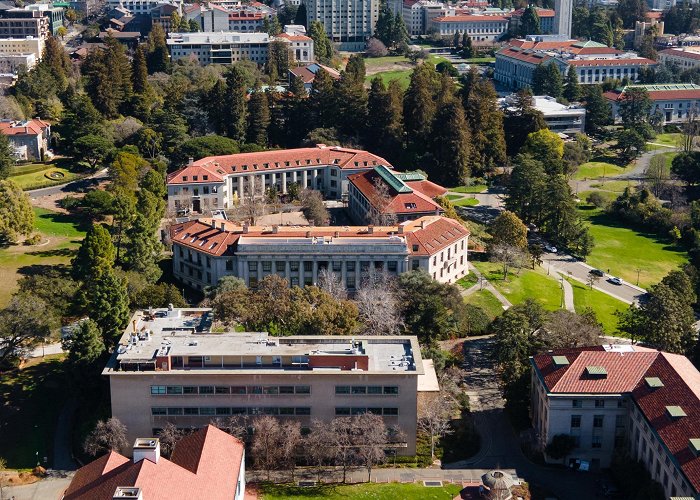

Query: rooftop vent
[645,377,664,389]
[689,438,700,457]
[113,487,143,500]
[666,406,687,419]
[133,438,160,464]
[585,366,608,378]
[552,355,569,367]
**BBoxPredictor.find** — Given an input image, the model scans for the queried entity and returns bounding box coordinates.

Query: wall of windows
[150,385,311,396]
[334,385,399,395]
[334,407,399,416]
[152,406,311,416]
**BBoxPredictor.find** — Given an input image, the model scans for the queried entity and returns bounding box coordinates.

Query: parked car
[590,269,605,277]
[544,245,558,253]
[608,277,623,285]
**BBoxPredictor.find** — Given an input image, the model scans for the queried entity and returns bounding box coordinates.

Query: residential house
[0,118,50,160]
[288,62,341,90]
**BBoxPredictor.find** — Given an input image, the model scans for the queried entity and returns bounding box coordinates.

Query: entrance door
[192,199,201,213]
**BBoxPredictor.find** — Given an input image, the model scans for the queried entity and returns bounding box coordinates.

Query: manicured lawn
[587,180,634,193]
[456,272,479,289]
[565,277,627,335]
[364,70,413,89]
[0,208,86,306]
[452,197,479,207]
[652,133,681,147]
[0,354,69,468]
[464,289,504,320]
[449,184,487,194]
[473,261,563,310]
[257,482,463,500]
[9,165,83,190]
[656,151,678,169]
[578,206,687,288]
[362,55,410,69]
[464,57,495,63]
[578,190,618,204]
[574,161,625,180]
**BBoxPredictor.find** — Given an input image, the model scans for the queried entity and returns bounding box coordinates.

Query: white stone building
[401,0,446,36]
[166,146,390,213]
[428,14,509,42]
[553,0,572,38]
[659,47,700,71]
[305,0,379,51]
[604,84,700,125]
[170,215,469,291]
[531,346,700,498]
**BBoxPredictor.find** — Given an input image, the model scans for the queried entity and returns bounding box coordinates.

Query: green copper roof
[395,171,427,182]
[374,165,413,194]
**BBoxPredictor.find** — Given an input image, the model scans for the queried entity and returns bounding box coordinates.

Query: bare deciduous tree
[83,418,129,456]
[251,416,280,481]
[586,270,601,290]
[681,105,700,153]
[231,184,267,225]
[157,422,183,458]
[539,309,603,348]
[368,177,397,226]
[305,419,333,481]
[489,243,528,281]
[352,413,387,482]
[279,420,302,482]
[417,393,456,460]
[645,154,670,198]
[211,415,249,442]
[318,268,347,300]
[328,417,356,483]
[300,189,330,226]
[355,273,403,335]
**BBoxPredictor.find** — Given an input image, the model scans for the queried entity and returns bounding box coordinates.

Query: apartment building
[0,36,44,75]
[659,47,700,71]
[305,0,379,51]
[604,84,700,125]
[227,11,265,31]
[347,166,446,224]
[63,426,246,500]
[1,5,64,36]
[429,14,509,42]
[401,0,445,36]
[0,17,49,39]
[167,32,270,65]
[104,307,425,455]
[531,345,700,498]
[169,215,469,291]
[166,146,389,213]
[106,0,182,15]
[276,31,314,62]
[495,38,656,90]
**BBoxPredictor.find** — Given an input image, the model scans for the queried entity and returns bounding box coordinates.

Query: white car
[609,277,623,286]
[545,245,558,253]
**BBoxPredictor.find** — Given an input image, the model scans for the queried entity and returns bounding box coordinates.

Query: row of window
[571,398,626,408]
[150,385,311,396]
[152,406,311,416]
[335,386,399,395]
[248,260,399,273]
[335,407,399,416]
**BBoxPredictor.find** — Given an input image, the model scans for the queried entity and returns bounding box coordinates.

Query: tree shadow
[36,210,90,232]
[586,211,685,251]
[25,248,76,258]
[17,263,72,277]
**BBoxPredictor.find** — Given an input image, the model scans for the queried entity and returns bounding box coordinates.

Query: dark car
[590,269,605,277]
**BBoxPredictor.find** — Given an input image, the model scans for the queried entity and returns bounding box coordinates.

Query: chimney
[187,157,194,165]
[367,225,374,234]
[133,438,160,464]
[272,225,279,234]
[132,320,137,333]
[398,225,404,234]
[305,230,311,237]
[242,222,249,234]
[219,221,226,230]
[112,487,143,500]
[334,231,339,238]
[211,219,216,228]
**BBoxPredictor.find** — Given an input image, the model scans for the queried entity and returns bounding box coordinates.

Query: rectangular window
[231,386,246,395]
[263,386,279,395]
[347,276,356,289]
[231,407,246,415]
[335,386,351,394]
[572,399,582,408]
[304,261,313,272]
[167,407,183,416]
[290,261,299,271]
[352,386,367,395]
[295,407,311,415]
[279,407,295,415]
[216,407,231,416]
[166,386,183,395]
[592,435,602,448]
[351,407,366,415]
[335,407,351,416]
[262,261,271,272]
[151,385,166,395]
[383,408,399,416]
[571,415,581,428]
[388,261,397,272]
[183,386,197,395]
[595,399,605,408]
[279,386,295,395]
[295,386,311,394]
[383,386,399,395]
[291,277,299,286]
[184,407,199,415]
[215,386,230,395]
[276,261,286,272]
[615,415,626,428]
[151,407,167,415]
[199,407,215,416]
[346,261,355,271]
[332,261,342,272]
[199,386,214,395]
[593,415,604,428]
[248,261,258,272]
[367,386,382,395]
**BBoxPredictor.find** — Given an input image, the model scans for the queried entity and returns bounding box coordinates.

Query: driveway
[2,473,73,500]
[28,169,109,200]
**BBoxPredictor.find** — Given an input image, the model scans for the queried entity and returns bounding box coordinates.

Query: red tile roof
[170,216,469,258]
[167,146,390,185]
[533,348,700,493]
[228,11,264,19]
[289,63,341,84]
[604,88,700,102]
[347,169,446,216]
[566,57,656,67]
[512,7,554,17]
[660,49,700,61]
[0,118,49,137]
[276,32,312,42]
[63,425,244,500]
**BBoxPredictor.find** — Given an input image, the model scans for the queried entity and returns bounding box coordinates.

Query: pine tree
[125,191,163,283]
[391,12,409,48]
[224,65,248,142]
[308,68,336,129]
[505,154,547,224]
[453,31,461,48]
[84,267,130,345]
[430,97,472,186]
[132,45,149,95]
[563,65,582,102]
[294,3,307,27]
[82,36,133,118]
[0,134,14,179]
[0,179,33,243]
[366,77,403,164]
[591,9,613,47]
[247,81,270,146]
[72,223,116,281]
[66,319,105,371]
[208,79,228,135]
[503,89,547,156]
[283,76,310,146]
[335,56,368,137]
[147,23,169,73]
[42,36,71,91]
[308,21,332,61]
[374,0,395,47]
[404,64,438,160]
[532,63,562,98]
[583,85,612,134]
[518,6,541,37]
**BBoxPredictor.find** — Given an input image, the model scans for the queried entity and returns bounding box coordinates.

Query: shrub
[59,196,81,210]
[586,192,608,208]
[24,233,41,245]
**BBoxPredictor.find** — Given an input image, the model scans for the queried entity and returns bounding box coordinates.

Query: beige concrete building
[531,345,700,498]
[104,308,424,455]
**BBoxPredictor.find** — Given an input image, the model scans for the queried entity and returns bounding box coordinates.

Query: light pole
[560,277,564,308]
[635,268,641,286]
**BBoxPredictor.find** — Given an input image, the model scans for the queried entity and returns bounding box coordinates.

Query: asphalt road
[28,169,108,199]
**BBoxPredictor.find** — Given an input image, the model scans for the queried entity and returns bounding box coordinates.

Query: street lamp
[635,268,641,286]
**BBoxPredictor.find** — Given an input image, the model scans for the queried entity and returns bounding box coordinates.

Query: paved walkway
[462,263,512,310]
[554,271,575,312]
[53,399,78,471]
[2,472,73,500]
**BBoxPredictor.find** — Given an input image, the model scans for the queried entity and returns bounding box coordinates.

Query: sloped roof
[63,425,244,500]
[289,63,341,84]
[660,48,700,61]
[0,118,49,136]
[603,84,700,102]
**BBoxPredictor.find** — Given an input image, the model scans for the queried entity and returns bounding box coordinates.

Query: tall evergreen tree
[505,154,548,224]
[366,77,403,164]
[616,0,647,28]
[308,21,332,61]
[207,79,228,135]
[335,55,368,137]
[391,12,409,48]
[147,23,169,73]
[374,0,395,47]
[84,267,130,345]
[82,36,132,118]
[503,89,547,156]
[42,36,71,91]
[72,223,116,281]
[429,90,472,186]
[591,9,614,46]
[0,134,14,179]
[125,190,163,283]
[132,45,149,95]
[247,81,270,146]
[403,64,438,162]
[294,3,307,27]
[563,65,582,102]
[308,68,336,129]
[532,63,563,98]
[224,65,248,142]
[518,6,541,37]
[583,85,612,134]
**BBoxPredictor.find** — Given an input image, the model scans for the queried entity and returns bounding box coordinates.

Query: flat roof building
[169,215,469,292]
[105,307,424,454]
[167,32,271,66]
[501,94,585,134]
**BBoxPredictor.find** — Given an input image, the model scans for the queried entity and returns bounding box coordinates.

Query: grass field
[587,180,634,193]
[363,55,410,68]
[473,261,563,310]
[574,161,626,180]
[449,184,487,194]
[0,208,86,306]
[578,206,687,288]
[0,354,69,468]
[464,57,495,63]
[9,163,84,190]
[655,151,678,169]
[456,272,479,289]
[464,289,504,320]
[651,133,681,147]
[364,70,413,89]
[565,277,627,335]
[257,482,463,500]
[452,197,479,207]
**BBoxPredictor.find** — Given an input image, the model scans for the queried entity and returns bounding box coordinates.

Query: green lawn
[473,261,563,310]
[0,208,86,306]
[651,133,681,147]
[456,272,479,289]
[452,197,479,207]
[574,161,626,180]
[364,70,413,89]
[578,206,687,288]
[578,190,619,204]
[655,151,678,169]
[9,165,83,190]
[565,277,627,335]
[587,180,634,193]
[464,289,504,320]
[449,184,487,194]
[0,354,69,468]
[464,57,495,63]
[257,482,463,500]
[362,55,410,69]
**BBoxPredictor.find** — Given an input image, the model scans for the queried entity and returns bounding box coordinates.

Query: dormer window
[193,176,198,181]
[585,366,607,379]
[242,165,248,171]
[666,406,686,419]
[264,163,269,168]
[412,244,419,251]
[182,176,188,181]
[690,439,700,457]
[285,161,290,166]
[645,377,664,389]
[203,175,208,180]
[552,356,569,367]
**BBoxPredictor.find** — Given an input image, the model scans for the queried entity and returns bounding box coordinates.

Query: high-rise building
[553,0,572,39]
[305,0,379,51]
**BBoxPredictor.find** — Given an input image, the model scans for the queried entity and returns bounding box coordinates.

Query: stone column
[312,257,318,285]
[285,260,290,282]
[248,174,256,197]
[341,259,347,287]
[292,171,298,184]
[302,170,308,189]
[299,258,305,287]
[257,258,262,283]
[282,172,288,194]
[312,169,318,190]
[271,172,277,190]
[237,176,244,202]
